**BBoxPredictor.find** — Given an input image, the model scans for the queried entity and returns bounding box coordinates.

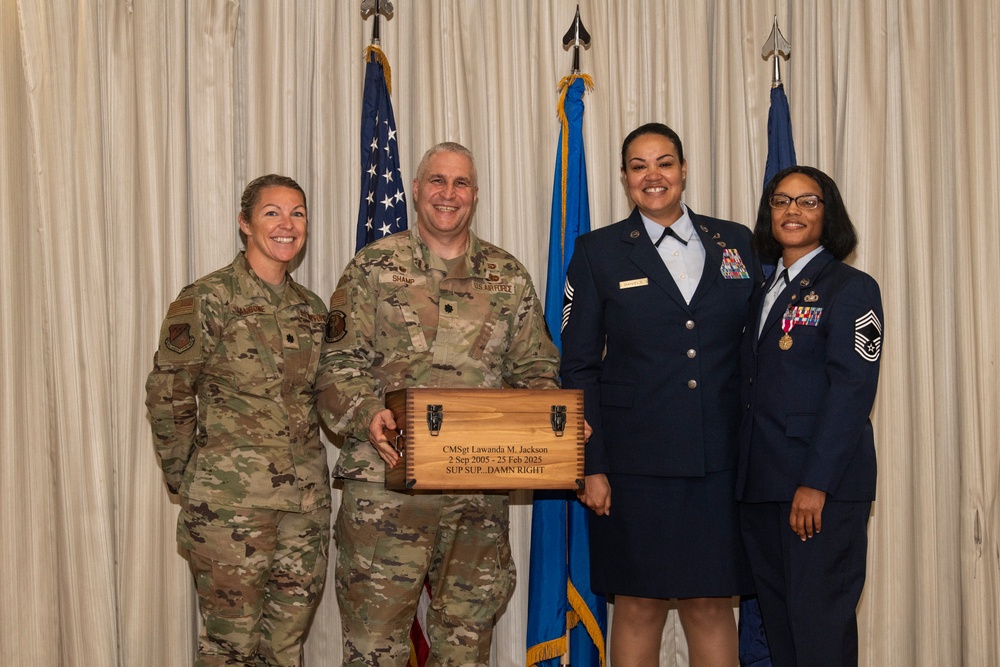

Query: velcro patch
[166,297,194,317]
[165,323,195,354]
[330,289,347,309]
[325,310,347,343]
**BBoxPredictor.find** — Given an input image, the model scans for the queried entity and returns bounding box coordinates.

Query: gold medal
[779,333,793,350]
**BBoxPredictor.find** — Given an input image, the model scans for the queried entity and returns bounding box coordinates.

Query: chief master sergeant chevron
[319,142,560,665]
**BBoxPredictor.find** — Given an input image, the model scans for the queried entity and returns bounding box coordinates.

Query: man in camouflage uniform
[146,175,334,667]
[320,142,559,665]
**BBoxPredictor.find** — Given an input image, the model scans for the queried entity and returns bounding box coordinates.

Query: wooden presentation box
[382,387,584,491]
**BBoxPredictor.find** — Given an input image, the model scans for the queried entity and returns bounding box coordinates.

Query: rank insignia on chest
[719,248,749,280]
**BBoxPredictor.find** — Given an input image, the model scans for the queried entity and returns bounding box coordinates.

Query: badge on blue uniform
[778,306,824,350]
[719,248,749,280]
[854,310,882,362]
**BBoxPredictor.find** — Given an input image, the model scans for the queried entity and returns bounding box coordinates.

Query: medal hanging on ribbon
[778,310,795,350]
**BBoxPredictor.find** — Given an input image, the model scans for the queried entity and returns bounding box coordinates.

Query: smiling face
[238,185,307,283]
[622,132,687,226]
[770,172,825,265]
[412,150,478,248]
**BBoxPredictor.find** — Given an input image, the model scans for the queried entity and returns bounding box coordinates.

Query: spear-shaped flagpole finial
[761,15,791,88]
[562,5,591,75]
[361,0,395,46]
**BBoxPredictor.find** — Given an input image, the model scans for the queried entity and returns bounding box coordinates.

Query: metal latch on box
[426,404,443,436]
[551,405,567,436]
[424,403,567,436]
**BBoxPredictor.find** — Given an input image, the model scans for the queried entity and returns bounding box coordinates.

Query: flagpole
[527,7,606,667]
[560,12,590,666]
[361,0,393,46]
[736,18,796,667]
[761,15,791,88]
[356,0,406,252]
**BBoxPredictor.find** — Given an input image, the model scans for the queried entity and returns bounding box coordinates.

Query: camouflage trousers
[177,499,331,667]
[334,480,515,666]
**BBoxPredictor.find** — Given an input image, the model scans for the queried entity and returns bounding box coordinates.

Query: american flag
[356,45,407,252]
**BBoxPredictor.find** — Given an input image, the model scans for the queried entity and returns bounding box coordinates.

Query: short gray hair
[414,142,477,186]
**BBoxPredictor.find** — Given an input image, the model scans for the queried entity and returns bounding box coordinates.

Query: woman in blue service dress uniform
[737,165,883,667]
[560,123,759,666]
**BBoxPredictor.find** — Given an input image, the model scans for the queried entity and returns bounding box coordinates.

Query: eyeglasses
[769,194,824,210]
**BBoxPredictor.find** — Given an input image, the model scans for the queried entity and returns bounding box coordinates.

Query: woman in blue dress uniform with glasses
[737,165,883,667]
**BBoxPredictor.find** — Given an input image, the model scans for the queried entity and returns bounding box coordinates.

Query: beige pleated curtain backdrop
[2,1,998,665]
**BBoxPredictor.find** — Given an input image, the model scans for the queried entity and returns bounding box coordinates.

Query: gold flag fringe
[363,44,392,95]
[555,73,594,269]
[526,635,568,667]
[526,578,606,666]
[568,579,606,666]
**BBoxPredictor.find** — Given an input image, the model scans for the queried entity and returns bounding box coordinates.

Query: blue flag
[762,83,797,188]
[738,82,797,667]
[527,74,606,667]
[356,46,407,252]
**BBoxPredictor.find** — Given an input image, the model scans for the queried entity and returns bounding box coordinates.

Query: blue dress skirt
[589,468,754,599]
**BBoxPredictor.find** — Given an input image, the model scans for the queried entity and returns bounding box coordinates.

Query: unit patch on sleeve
[854,310,882,362]
[165,323,195,354]
[325,310,347,343]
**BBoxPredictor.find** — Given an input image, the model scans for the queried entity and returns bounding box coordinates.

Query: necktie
[654,225,688,247]
[758,269,789,338]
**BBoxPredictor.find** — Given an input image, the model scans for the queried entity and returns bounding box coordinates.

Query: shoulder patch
[325,310,347,343]
[330,289,347,309]
[155,294,203,364]
[166,297,195,318]
[165,323,195,353]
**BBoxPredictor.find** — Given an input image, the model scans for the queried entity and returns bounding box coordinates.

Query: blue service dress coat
[560,206,760,597]
[737,249,882,503]
[737,248,883,667]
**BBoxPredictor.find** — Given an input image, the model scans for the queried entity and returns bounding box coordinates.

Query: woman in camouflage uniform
[146,175,335,667]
